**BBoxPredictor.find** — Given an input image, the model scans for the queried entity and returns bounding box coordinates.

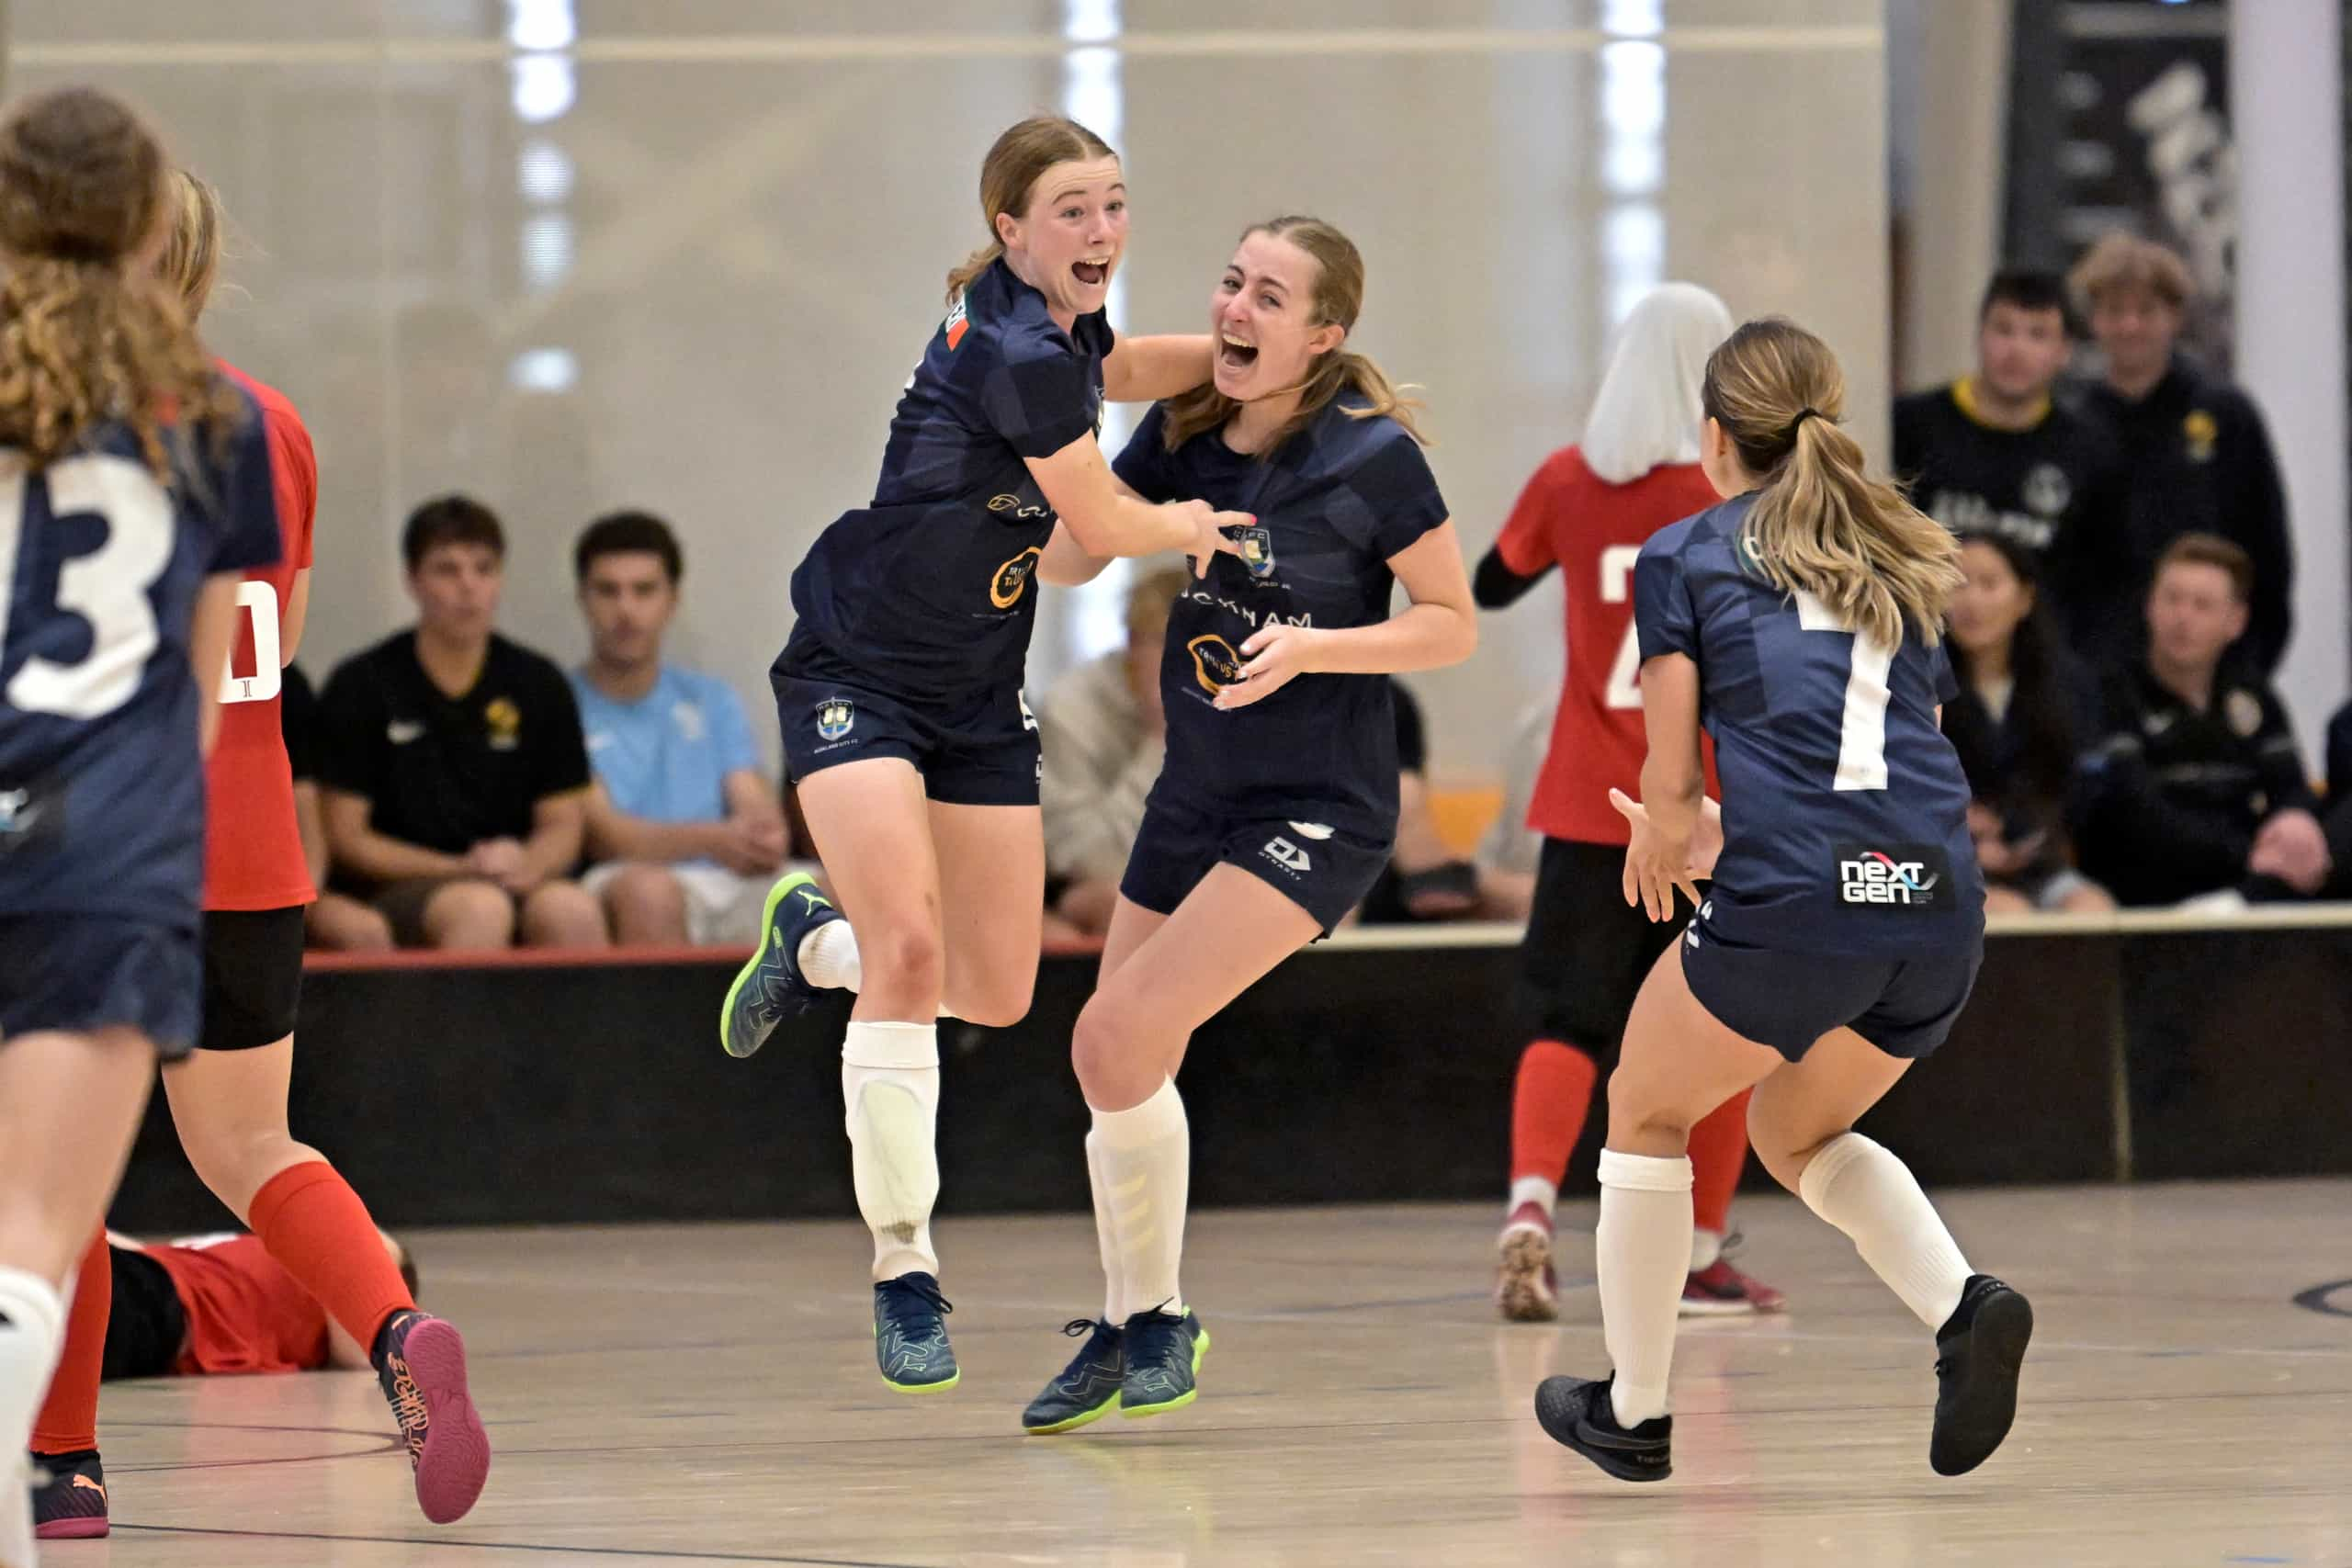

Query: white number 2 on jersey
[1794,588,1894,791]
[219,580,281,705]
[0,455,176,720]
[1600,545,1643,710]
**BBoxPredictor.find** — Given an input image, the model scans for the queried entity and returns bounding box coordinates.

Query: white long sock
[798,919,863,992]
[1090,1079,1189,1320]
[842,1021,940,1281]
[1085,1131,1126,1323]
[1799,1132,1972,1330]
[1507,1175,1557,1219]
[1596,1148,1692,1427]
[0,1264,66,1446]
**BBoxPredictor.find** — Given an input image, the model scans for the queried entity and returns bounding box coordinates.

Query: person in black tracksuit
[2065,233,2293,675]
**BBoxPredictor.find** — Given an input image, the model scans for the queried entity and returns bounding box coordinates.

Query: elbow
[1442,606,1479,667]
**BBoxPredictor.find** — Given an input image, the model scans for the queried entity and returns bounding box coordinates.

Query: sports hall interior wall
[108,921,2352,1235]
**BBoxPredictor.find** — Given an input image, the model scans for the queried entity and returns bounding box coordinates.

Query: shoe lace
[1059,1316,1099,1337]
[885,1277,953,1316]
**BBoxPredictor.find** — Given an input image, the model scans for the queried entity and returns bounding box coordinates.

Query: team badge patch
[2225,689,2263,739]
[816,697,855,741]
[2183,409,2217,463]
[484,696,521,750]
[1238,526,1275,580]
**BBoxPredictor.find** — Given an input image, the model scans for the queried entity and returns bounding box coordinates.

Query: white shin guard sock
[1799,1132,1972,1330]
[842,1021,941,1281]
[1089,1079,1190,1321]
[1596,1148,1693,1427]
[1085,1130,1125,1324]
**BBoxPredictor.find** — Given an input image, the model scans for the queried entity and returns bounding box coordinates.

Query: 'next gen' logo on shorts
[1835,844,1951,910]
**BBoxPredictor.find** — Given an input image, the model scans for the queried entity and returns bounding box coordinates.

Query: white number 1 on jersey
[1600,546,1643,710]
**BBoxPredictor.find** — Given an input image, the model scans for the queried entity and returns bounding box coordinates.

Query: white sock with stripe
[1089,1079,1189,1321]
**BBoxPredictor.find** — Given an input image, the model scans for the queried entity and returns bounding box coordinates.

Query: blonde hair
[158,167,225,318]
[2069,231,2192,312]
[0,87,240,479]
[944,116,1117,304]
[1703,318,1960,649]
[1159,215,1426,456]
[1125,563,1189,641]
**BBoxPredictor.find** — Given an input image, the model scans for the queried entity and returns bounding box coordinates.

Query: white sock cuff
[1798,1131,1877,1211]
[842,1021,938,1070]
[0,1264,64,1340]
[1598,1149,1693,1194]
[1088,1078,1184,1150]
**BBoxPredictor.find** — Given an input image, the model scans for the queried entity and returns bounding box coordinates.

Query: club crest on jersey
[1835,843,1951,909]
[2183,409,2217,463]
[1238,526,1275,580]
[816,697,855,741]
[2225,688,2263,738]
[484,696,521,750]
[2021,462,2071,518]
[944,292,969,352]
[990,546,1044,609]
[1186,633,1244,694]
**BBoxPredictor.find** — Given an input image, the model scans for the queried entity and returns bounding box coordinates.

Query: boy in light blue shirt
[570,512,802,943]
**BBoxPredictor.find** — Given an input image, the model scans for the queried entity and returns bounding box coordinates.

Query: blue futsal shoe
[1022,1317,1125,1434]
[718,871,842,1059]
[874,1272,960,1393]
[1118,1306,1208,1419]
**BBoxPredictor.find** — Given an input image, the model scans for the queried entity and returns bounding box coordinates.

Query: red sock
[248,1161,414,1353]
[1510,1041,1599,1189]
[31,1229,110,1455]
[1689,1088,1753,1237]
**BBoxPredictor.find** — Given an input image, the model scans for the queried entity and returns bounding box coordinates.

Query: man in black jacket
[2068,233,2293,674]
[2076,535,2328,907]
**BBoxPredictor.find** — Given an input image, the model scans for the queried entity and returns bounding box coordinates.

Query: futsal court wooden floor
[68,1179,2352,1567]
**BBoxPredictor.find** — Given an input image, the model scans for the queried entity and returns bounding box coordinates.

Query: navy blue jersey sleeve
[1634,535,1699,661]
[1324,426,1447,561]
[980,317,1099,460]
[188,391,282,575]
[1113,404,1178,502]
[1928,639,1960,705]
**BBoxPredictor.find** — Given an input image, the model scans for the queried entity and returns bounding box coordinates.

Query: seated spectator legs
[597,863,691,944]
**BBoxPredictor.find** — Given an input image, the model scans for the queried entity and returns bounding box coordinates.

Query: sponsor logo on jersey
[2020,462,2072,518]
[1834,843,1951,909]
[990,545,1045,609]
[672,700,707,742]
[2225,688,2264,739]
[484,696,521,750]
[2183,409,2217,463]
[1186,633,1244,694]
[1019,693,1039,733]
[1238,525,1276,580]
[816,698,854,741]
[987,493,1054,522]
[1262,835,1312,874]
[1286,820,1335,840]
[387,718,425,745]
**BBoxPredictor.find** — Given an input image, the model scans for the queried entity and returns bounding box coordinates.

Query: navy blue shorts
[1120,792,1391,936]
[0,914,200,1060]
[1679,915,1982,1063]
[772,636,1039,808]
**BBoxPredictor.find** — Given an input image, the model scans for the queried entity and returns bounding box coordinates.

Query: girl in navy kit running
[718,116,1244,1393]
[1533,318,2031,1483]
[1018,216,1477,1433]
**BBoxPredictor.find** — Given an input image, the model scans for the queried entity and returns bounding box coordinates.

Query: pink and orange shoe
[31,1449,108,1540]
[375,1311,491,1524]
[1680,1253,1788,1316]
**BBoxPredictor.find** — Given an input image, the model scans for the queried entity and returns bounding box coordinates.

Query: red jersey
[204,362,317,910]
[1494,446,1720,845]
[142,1234,331,1375]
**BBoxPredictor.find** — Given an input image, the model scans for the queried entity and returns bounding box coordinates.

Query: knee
[1070,993,1164,1107]
[956,971,1035,1030]
[1744,1092,1833,1196]
[1602,1064,1693,1145]
[862,919,946,1008]
[603,863,687,942]
[521,881,608,948]
[422,880,515,949]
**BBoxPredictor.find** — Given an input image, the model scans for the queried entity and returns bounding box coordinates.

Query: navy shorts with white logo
[1679,909,1982,1063]
[772,633,1039,808]
[1119,789,1391,936]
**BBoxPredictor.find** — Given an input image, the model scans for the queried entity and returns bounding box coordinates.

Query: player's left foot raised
[376,1311,492,1524]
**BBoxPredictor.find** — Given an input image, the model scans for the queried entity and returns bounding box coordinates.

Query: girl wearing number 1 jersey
[1476,285,1781,1321]
[1532,318,2028,1487]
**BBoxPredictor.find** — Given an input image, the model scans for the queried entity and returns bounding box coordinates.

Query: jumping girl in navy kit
[1532,318,2030,1484]
[718,116,1245,1394]
[1018,216,1477,1433]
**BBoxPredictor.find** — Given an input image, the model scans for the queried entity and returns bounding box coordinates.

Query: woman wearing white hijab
[1474,284,1785,1323]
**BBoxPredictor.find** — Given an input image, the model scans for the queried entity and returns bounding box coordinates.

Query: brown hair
[1124,563,1190,642]
[1702,317,1960,649]
[1159,216,1427,457]
[2069,231,2192,312]
[0,87,239,478]
[943,116,1116,303]
[2154,531,2252,604]
[158,167,226,317]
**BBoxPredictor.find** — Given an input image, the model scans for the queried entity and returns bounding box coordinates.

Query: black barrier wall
[108,925,2352,1233]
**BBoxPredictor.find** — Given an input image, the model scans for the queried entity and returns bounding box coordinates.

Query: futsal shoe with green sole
[1118,1307,1208,1419]
[1022,1317,1125,1434]
[718,871,842,1059]
[873,1272,960,1393]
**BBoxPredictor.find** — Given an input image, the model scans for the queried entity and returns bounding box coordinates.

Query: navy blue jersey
[0,391,281,928]
[1114,397,1448,838]
[1634,492,1983,954]
[787,258,1114,696]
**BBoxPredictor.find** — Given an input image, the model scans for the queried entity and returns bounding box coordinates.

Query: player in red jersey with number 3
[30,173,489,1539]
[1474,285,1783,1322]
